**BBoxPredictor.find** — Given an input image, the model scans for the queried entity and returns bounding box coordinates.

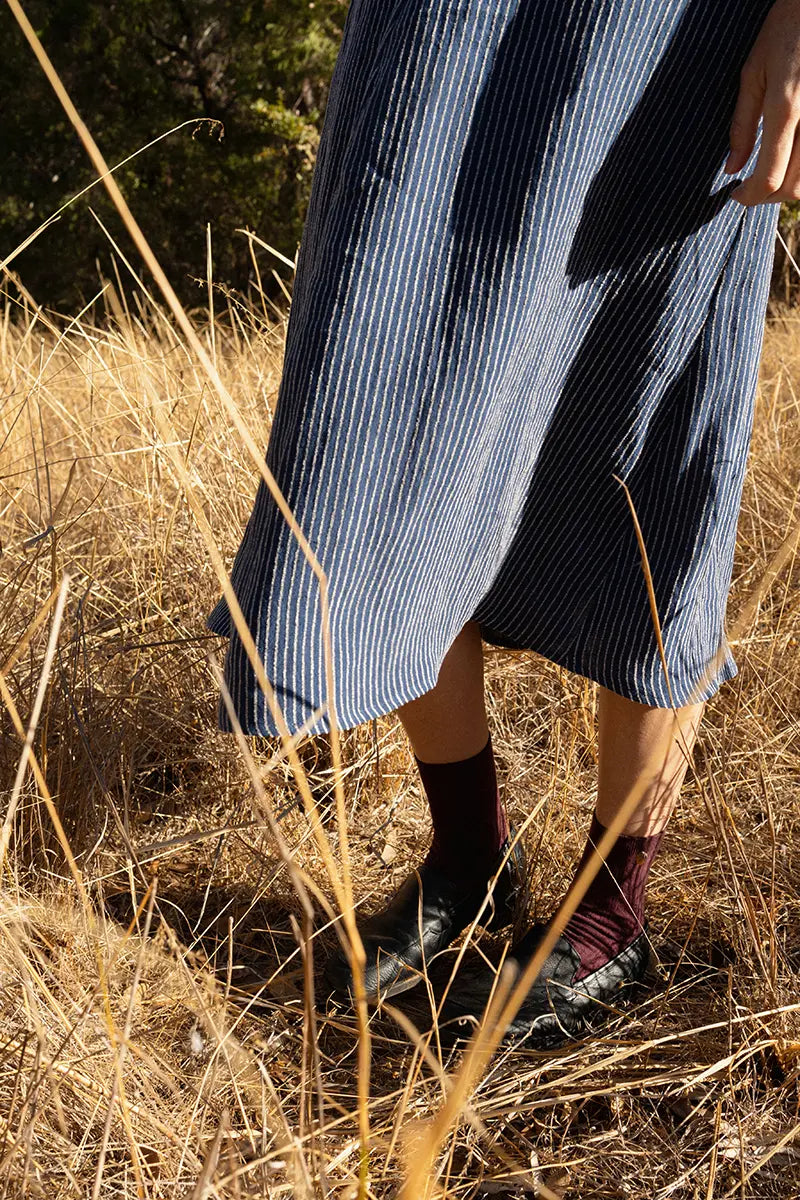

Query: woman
[208,0,797,1044]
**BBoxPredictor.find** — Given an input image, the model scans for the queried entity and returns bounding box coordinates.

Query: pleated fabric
[208,0,780,738]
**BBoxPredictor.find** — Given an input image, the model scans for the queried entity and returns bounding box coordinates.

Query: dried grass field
[0,253,799,1200]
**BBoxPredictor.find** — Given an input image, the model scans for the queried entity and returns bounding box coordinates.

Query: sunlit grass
[0,263,798,1195]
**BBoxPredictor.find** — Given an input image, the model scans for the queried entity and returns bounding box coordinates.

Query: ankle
[562,812,663,980]
[424,816,508,881]
[415,733,508,881]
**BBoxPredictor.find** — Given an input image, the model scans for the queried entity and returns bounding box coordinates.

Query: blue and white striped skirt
[208,0,780,737]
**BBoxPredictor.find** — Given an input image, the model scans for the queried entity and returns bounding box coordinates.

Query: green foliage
[1,0,347,310]
[3,4,796,311]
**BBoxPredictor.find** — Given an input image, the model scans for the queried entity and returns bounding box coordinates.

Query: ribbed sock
[563,813,663,981]
[414,732,509,881]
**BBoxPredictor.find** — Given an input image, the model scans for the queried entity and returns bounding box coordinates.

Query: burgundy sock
[563,813,663,981]
[414,733,509,881]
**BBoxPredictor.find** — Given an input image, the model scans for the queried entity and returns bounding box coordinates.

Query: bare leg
[397,632,705,825]
[419,677,711,1035]
[393,619,508,879]
[395,619,489,763]
[322,622,508,1001]
[554,686,708,981]
[596,686,706,835]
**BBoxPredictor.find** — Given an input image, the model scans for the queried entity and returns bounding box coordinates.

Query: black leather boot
[439,920,651,1048]
[321,832,527,1004]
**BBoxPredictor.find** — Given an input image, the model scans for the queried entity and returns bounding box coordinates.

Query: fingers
[763,124,800,202]
[724,59,765,175]
[725,0,800,208]
[731,84,799,205]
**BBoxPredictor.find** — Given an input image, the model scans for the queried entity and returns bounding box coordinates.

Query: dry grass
[0,208,796,1200]
[3,2,800,1192]
[0,262,799,1198]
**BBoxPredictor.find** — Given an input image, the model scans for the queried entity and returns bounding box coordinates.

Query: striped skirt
[207,0,780,738]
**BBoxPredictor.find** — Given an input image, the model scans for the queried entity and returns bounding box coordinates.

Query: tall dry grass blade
[0,582,59,676]
[90,877,158,1200]
[614,473,676,709]
[190,1109,228,1200]
[0,573,69,871]
[234,229,297,272]
[242,228,273,328]
[207,223,217,373]
[3,10,372,1182]
[0,119,223,277]
[682,507,800,710]
[0,658,93,930]
[213,658,348,1196]
[720,1118,800,1196]
[777,226,800,284]
[385,1001,563,1200]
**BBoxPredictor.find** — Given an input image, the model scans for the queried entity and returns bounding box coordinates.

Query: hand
[724,0,800,205]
